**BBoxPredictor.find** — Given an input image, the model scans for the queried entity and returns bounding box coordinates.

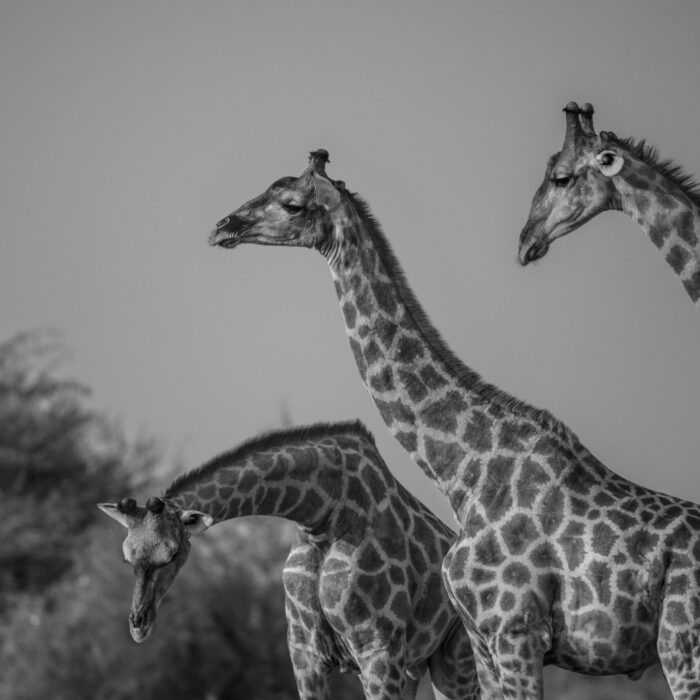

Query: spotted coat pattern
[111,422,480,700]
[519,101,700,309]
[211,152,700,698]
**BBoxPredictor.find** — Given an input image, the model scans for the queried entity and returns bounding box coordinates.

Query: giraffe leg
[486,628,547,700]
[657,615,700,700]
[288,647,332,700]
[356,648,411,700]
[427,621,482,700]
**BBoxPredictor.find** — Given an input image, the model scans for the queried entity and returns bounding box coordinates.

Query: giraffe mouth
[209,228,248,249]
[129,607,156,643]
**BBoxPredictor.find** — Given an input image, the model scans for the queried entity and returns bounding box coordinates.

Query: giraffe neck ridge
[163,421,373,537]
[613,137,700,307]
[322,192,571,503]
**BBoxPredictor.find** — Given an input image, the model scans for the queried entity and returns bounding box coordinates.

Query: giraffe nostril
[216,217,230,229]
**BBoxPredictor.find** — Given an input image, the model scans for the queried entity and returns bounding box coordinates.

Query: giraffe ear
[311,173,342,211]
[594,150,624,177]
[180,510,214,536]
[97,503,131,528]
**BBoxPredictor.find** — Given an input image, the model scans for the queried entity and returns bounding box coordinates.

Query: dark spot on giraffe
[498,420,537,451]
[395,336,424,363]
[658,193,679,210]
[419,391,468,433]
[413,519,439,561]
[558,521,586,569]
[617,597,633,623]
[502,513,538,555]
[320,569,350,607]
[357,543,384,573]
[342,302,357,329]
[344,591,371,624]
[463,411,494,453]
[589,521,615,557]
[375,316,398,348]
[358,324,371,339]
[539,487,565,535]
[416,573,443,622]
[585,507,600,520]
[355,286,375,317]
[389,565,405,585]
[394,430,417,453]
[675,210,698,245]
[286,489,325,522]
[472,567,497,584]
[532,542,562,570]
[398,370,428,403]
[475,531,506,567]
[533,435,559,456]
[419,365,448,390]
[588,561,612,605]
[424,436,466,483]
[667,245,690,274]
[390,590,410,619]
[570,578,594,609]
[334,280,343,297]
[378,511,407,560]
[464,509,486,538]
[593,491,615,507]
[479,586,499,610]
[218,486,233,500]
[665,601,689,627]
[371,281,397,316]
[608,509,638,531]
[453,585,478,618]
[369,366,394,393]
[503,562,531,586]
[562,467,592,497]
[364,339,383,366]
[683,271,700,302]
[349,338,367,381]
[500,591,516,612]
[374,397,415,428]
[626,173,651,190]
[409,541,428,574]
[634,194,650,215]
[516,458,550,509]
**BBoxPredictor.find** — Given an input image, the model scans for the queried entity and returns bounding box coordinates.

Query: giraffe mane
[164,419,375,497]
[610,135,700,210]
[346,191,573,439]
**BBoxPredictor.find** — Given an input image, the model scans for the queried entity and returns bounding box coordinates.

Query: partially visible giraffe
[209,150,700,699]
[518,101,700,309]
[98,420,480,700]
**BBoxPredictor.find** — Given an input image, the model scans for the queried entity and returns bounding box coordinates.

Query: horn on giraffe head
[146,496,165,514]
[578,103,596,137]
[303,148,342,210]
[562,101,584,151]
[307,149,330,177]
[119,497,139,515]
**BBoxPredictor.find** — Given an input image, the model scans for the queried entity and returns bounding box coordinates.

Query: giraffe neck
[321,194,561,511]
[163,426,366,539]
[616,163,700,307]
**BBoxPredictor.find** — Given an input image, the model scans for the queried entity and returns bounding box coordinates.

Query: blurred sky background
[2,0,699,525]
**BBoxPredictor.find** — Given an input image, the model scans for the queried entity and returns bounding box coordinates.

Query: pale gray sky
[2,0,699,523]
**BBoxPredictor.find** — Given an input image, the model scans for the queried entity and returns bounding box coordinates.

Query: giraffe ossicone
[212,152,700,698]
[99,421,480,700]
[519,101,700,309]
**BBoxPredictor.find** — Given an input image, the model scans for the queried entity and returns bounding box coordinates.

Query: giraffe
[209,149,700,699]
[518,101,700,309]
[98,420,480,700]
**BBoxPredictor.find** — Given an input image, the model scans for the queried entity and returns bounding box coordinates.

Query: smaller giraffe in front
[99,421,480,700]
[519,101,700,309]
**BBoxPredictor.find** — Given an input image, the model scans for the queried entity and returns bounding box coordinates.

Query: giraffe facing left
[98,420,481,700]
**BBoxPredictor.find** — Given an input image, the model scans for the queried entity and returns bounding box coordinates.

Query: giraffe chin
[519,238,550,266]
[129,618,155,644]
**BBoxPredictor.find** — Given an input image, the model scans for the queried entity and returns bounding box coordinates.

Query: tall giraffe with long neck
[210,150,700,699]
[98,421,479,700]
[519,102,700,309]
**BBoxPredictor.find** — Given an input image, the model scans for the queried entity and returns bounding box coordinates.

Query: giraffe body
[519,101,700,309]
[99,421,480,700]
[210,151,700,698]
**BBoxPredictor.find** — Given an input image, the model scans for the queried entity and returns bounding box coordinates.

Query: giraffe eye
[552,175,572,188]
[282,202,303,214]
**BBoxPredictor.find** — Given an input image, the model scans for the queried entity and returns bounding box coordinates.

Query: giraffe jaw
[129,609,156,643]
[209,227,247,249]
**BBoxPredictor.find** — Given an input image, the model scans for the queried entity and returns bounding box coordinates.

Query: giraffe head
[98,496,213,643]
[209,149,347,254]
[519,102,626,265]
